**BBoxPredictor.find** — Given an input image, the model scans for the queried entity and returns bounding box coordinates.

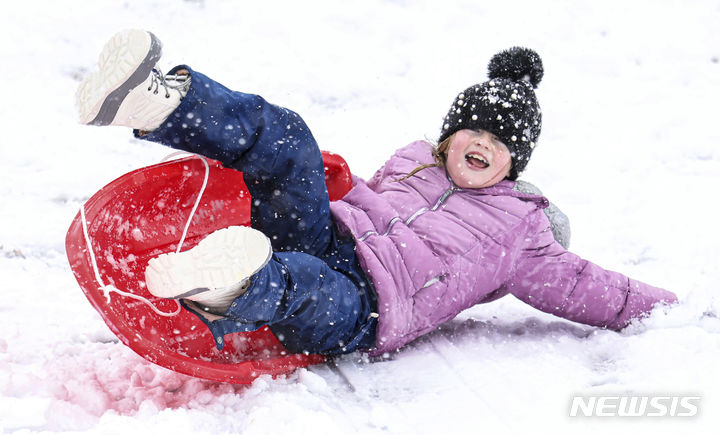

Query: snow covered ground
[1,0,719,433]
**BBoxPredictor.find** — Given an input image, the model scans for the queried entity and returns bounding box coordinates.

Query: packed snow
[1,0,719,434]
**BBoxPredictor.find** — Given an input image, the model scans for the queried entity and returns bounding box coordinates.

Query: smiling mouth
[465,153,489,169]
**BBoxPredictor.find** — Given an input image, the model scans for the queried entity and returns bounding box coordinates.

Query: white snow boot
[76,29,189,131]
[144,226,273,312]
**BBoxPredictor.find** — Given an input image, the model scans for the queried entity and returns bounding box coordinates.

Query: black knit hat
[438,47,544,180]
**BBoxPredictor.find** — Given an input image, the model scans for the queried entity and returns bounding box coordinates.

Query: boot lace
[148,68,191,99]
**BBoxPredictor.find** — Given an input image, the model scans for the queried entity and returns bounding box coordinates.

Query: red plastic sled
[65,151,353,384]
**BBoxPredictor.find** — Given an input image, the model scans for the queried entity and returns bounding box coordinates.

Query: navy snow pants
[138,66,377,355]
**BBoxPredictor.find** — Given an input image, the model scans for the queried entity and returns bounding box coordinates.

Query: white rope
[79,152,211,317]
[161,152,210,254]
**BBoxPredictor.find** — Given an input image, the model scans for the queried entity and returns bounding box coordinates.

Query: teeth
[466,154,488,165]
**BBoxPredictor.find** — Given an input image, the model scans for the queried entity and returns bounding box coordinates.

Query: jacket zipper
[358,186,459,242]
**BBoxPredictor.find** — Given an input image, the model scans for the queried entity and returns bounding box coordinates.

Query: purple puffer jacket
[330,141,677,354]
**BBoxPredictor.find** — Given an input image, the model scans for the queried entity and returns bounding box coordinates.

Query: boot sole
[144,226,273,300]
[76,29,162,125]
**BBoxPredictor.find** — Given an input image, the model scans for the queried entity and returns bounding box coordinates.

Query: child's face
[445,129,512,189]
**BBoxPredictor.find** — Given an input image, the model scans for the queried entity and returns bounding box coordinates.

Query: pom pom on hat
[438,47,544,180]
[487,47,544,88]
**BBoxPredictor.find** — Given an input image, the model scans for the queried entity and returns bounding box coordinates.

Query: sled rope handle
[79,204,182,316]
[160,152,210,254]
[79,152,210,317]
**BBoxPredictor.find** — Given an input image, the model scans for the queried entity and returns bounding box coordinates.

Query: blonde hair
[394,135,454,182]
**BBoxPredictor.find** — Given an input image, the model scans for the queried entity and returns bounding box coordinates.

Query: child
[76,30,677,356]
